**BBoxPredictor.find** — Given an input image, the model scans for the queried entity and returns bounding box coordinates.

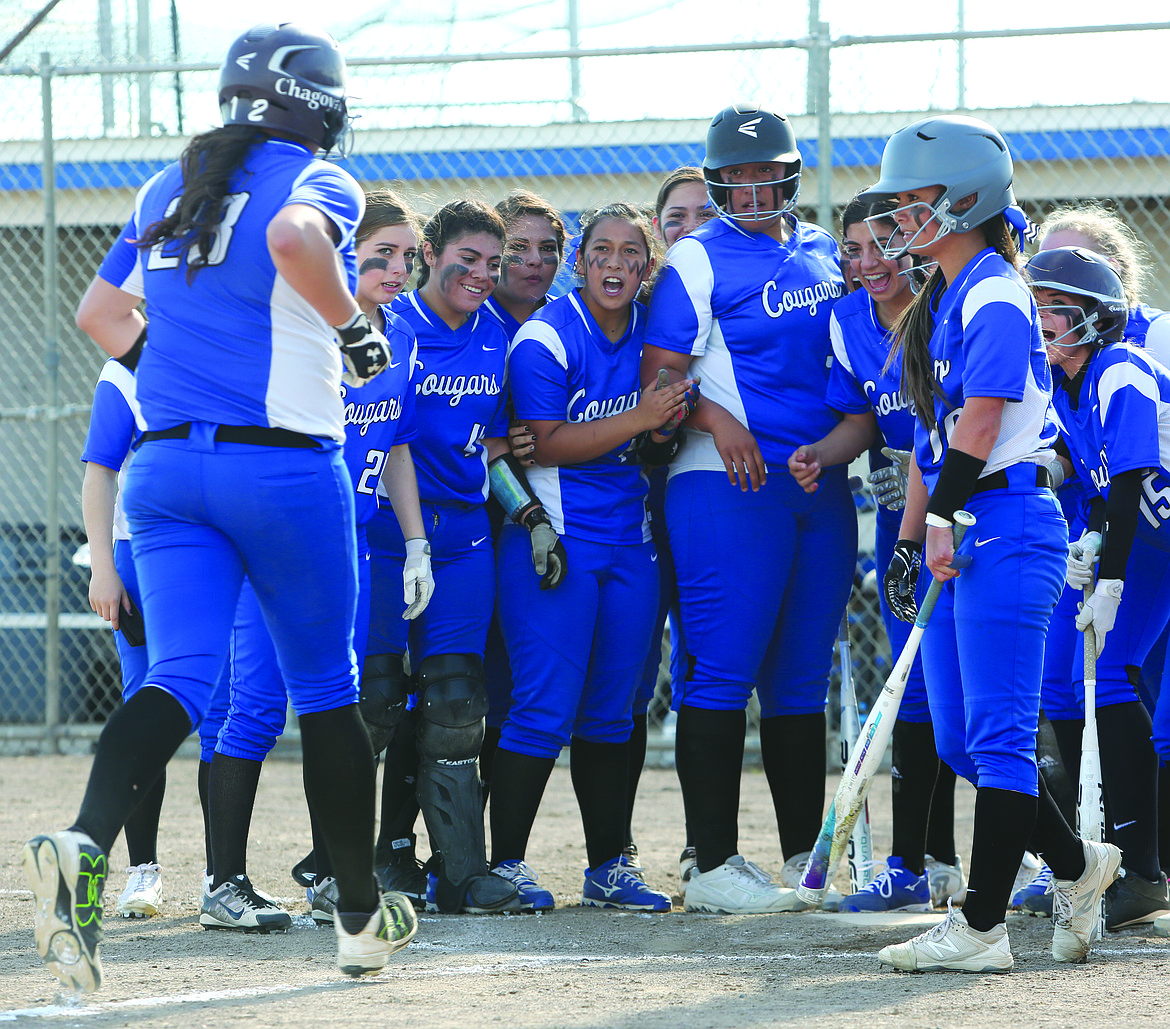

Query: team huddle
[20,20,1170,993]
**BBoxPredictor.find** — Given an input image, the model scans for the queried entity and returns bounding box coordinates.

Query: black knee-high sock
[123,767,166,867]
[889,720,940,875]
[375,714,421,863]
[1033,772,1086,881]
[625,713,648,846]
[1098,701,1160,880]
[675,705,745,872]
[480,724,501,807]
[308,809,333,880]
[1049,717,1084,804]
[1037,710,1077,828]
[570,737,629,869]
[488,747,555,865]
[208,753,263,886]
[925,762,959,867]
[1160,763,1170,877]
[300,705,377,914]
[758,712,826,859]
[73,687,190,856]
[962,787,1036,932]
[198,758,212,873]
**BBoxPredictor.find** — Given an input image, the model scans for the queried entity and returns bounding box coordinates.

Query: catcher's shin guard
[414,654,492,912]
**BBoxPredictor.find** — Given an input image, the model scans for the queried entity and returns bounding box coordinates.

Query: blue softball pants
[666,467,856,717]
[122,427,360,731]
[497,524,659,759]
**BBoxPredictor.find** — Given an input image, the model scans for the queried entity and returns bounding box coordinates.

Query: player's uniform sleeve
[959,276,1035,402]
[508,322,571,424]
[643,237,715,357]
[98,217,145,299]
[81,361,141,471]
[287,162,365,252]
[1142,315,1170,371]
[395,329,420,446]
[484,323,511,437]
[824,310,871,414]
[1096,350,1164,475]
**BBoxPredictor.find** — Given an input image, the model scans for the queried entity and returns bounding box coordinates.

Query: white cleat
[1051,840,1123,963]
[116,862,162,918]
[335,892,418,977]
[879,901,1013,973]
[685,855,808,914]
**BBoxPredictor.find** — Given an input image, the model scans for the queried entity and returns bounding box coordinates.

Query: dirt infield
[1,754,1167,1028]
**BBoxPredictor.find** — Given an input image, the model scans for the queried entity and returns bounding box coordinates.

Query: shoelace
[125,863,160,891]
[507,862,541,887]
[1047,878,1073,925]
[917,899,959,943]
[740,859,775,886]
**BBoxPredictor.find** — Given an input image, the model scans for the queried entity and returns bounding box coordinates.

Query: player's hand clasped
[787,444,822,493]
[867,447,911,511]
[334,310,392,387]
[402,537,434,620]
[1077,577,1123,652]
[884,538,922,623]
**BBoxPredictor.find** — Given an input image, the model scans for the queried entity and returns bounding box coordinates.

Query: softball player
[1026,245,1170,929]
[27,24,417,992]
[199,190,429,930]
[867,115,1120,972]
[788,193,962,913]
[489,202,689,912]
[634,168,711,884]
[641,105,854,914]
[366,199,527,915]
[80,360,166,919]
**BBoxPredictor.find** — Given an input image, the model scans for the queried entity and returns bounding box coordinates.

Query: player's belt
[970,463,1053,494]
[135,423,322,449]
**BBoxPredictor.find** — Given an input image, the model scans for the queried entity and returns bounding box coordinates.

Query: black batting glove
[885,539,922,623]
[334,310,391,386]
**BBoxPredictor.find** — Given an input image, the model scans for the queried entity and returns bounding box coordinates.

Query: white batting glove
[334,311,392,387]
[867,447,911,511]
[1066,530,1102,589]
[1076,577,1123,653]
[402,538,434,620]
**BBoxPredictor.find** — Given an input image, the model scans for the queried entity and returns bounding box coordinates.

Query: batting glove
[655,374,702,438]
[1076,577,1123,653]
[402,538,434,620]
[867,447,911,511]
[523,508,567,590]
[1066,530,1102,589]
[884,538,922,623]
[334,310,392,387]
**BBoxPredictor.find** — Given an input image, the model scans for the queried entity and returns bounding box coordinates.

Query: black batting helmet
[703,104,802,221]
[219,24,349,154]
[1026,246,1128,347]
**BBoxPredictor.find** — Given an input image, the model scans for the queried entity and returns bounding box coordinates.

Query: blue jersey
[341,308,418,527]
[1128,302,1170,370]
[643,214,845,472]
[916,249,1056,492]
[825,288,916,453]
[81,359,146,541]
[98,137,363,441]
[483,294,556,343]
[509,290,649,544]
[1052,342,1170,528]
[389,291,509,506]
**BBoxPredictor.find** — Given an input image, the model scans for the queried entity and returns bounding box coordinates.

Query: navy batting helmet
[219,24,349,154]
[1026,246,1128,347]
[703,105,802,222]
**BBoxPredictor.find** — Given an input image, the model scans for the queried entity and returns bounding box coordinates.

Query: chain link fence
[2,2,1169,749]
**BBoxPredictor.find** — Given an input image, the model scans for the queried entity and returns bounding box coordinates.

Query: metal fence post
[40,51,62,735]
[814,21,833,230]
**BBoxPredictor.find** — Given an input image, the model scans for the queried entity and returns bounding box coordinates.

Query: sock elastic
[625,713,648,846]
[962,786,1036,932]
[488,747,555,865]
[73,686,191,856]
[1098,701,1160,880]
[890,719,940,875]
[299,704,378,914]
[207,753,263,885]
[1039,712,1078,826]
[759,712,826,859]
[675,705,745,872]
[570,737,629,870]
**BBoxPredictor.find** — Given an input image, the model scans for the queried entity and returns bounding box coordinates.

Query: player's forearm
[81,463,119,574]
[809,413,879,470]
[898,453,928,544]
[381,444,427,541]
[76,277,146,360]
[535,412,645,466]
[268,204,359,328]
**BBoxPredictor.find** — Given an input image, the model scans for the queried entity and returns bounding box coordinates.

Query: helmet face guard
[1026,246,1128,349]
[859,115,1016,258]
[702,104,802,223]
[219,23,351,155]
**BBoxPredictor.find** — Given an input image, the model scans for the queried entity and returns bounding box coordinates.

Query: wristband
[405,537,430,557]
[116,324,148,372]
[636,430,683,467]
[925,447,986,523]
[925,513,952,528]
